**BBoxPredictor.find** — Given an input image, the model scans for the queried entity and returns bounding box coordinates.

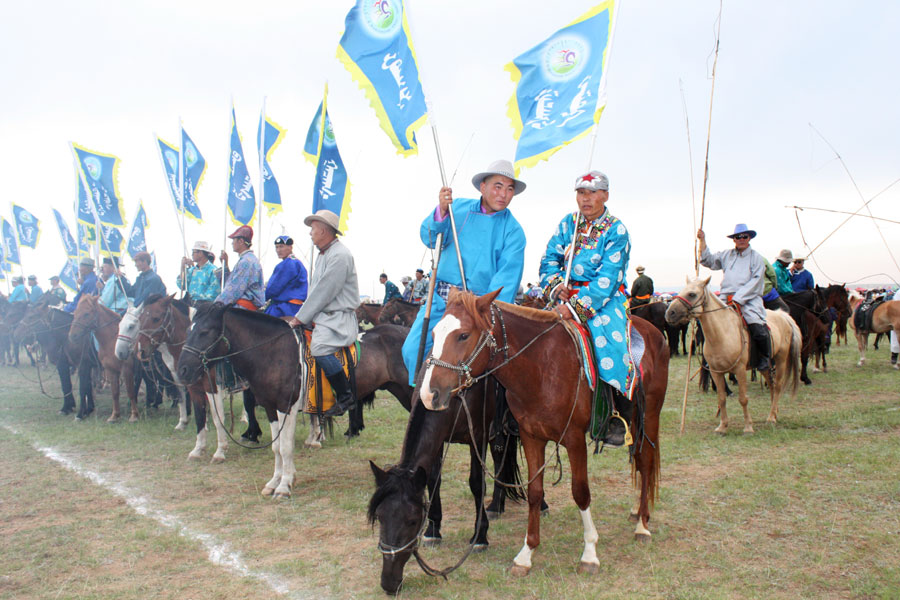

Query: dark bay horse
[68,295,138,422]
[417,289,669,576]
[782,289,829,385]
[177,302,307,498]
[822,284,851,346]
[1,301,34,366]
[356,303,382,328]
[630,301,687,357]
[377,298,420,327]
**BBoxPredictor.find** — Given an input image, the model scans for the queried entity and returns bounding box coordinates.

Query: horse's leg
[735,369,753,433]
[272,402,300,499]
[208,389,228,463]
[857,331,867,366]
[511,433,547,577]
[188,388,208,461]
[486,431,509,519]
[305,413,322,449]
[158,347,188,430]
[124,359,139,423]
[108,367,121,423]
[467,443,490,549]
[261,416,283,496]
[57,355,75,414]
[710,371,729,434]
[423,454,443,547]
[566,434,599,574]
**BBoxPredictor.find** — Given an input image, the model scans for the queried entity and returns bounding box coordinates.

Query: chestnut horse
[377,298,420,327]
[666,276,801,433]
[419,289,668,576]
[68,295,139,422]
[852,299,900,369]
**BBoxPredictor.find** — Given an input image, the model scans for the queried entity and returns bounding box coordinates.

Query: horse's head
[177,301,227,385]
[419,288,501,411]
[12,304,39,346]
[137,294,175,360]
[665,275,712,326]
[368,461,427,596]
[68,295,99,345]
[812,286,830,324]
[115,302,140,360]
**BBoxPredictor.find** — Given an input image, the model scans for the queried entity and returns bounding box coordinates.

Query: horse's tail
[630,380,661,509]
[788,319,802,398]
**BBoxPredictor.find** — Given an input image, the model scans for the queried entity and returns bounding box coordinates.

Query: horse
[630,301,686,357]
[1,301,35,366]
[68,295,141,423]
[781,289,829,385]
[852,299,900,369]
[177,302,306,498]
[114,298,190,431]
[377,298,420,327]
[666,276,801,433]
[823,284,851,346]
[356,302,382,328]
[414,289,668,577]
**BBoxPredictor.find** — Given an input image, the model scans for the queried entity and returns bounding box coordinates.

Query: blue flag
[126,202,149,259]
[505,1,617,174]
[226,107,256,226]
[2,218,20,265]
[59,259,79,293]
[71,143,127,227]
[52,209,78,259]
[181,127,205,222]
[258,114,286,216]
[99,224,124,257]
[156,137,182,213]
[74,164,95,226]
[337,0,428,156]
[76,221,97,259]
[305,86,352,233]
[12,204,40,249]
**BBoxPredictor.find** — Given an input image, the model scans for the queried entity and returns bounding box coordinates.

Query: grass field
[0,339,898,599]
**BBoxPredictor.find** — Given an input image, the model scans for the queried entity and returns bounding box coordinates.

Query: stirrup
[609,410,633,447]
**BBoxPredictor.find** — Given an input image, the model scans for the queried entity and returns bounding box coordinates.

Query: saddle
[299,329,359,415]
[854,299,883,333]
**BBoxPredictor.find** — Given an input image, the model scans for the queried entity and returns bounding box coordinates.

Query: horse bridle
[672,287,709,319]
[182,316,230,371]
[423,303,509,394]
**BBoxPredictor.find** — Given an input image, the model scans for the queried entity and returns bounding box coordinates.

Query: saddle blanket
[300,329,358,415]
[854,300,883,333]
[566,320,645,391]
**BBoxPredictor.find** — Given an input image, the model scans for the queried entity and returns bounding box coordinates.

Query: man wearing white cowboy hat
[178,240,221,302]
[789,255,815,292]
[401,158,527,386]
[697,223,772,372]
[288,210,359,417]
[64,257,99,312]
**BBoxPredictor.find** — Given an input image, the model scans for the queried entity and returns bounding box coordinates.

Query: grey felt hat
[471,159,526,195]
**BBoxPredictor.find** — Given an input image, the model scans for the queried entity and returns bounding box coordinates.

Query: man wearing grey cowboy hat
[540,170,636,448]
[64,257,99,313]
[288,210,359,418]
[9,275,27,303]
[400,158,527,387]
[773,249,794,295]
[178,240,221,302]
[698,223,773,373]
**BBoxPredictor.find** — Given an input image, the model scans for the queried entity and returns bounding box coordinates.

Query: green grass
[0,339,898,599]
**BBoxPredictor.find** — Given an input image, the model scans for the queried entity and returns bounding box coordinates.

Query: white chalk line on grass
[1,423,321,600]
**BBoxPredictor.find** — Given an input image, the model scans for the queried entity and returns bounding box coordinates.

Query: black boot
[892,352,898,366]
[323,370,355,417]
[603,391,633,448]
[241,390,261,443]
[748,323,774,374]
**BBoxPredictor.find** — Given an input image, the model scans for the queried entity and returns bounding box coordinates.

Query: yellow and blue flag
[337,0,428,156]
[52,209,78,259]
[74,165,95,226]
[156,137,181,213]
[226,107,256,226]
[181,127,205,222]
[99,224,124,257]
[505,1,617,174]
[71,143,127,227]
[258,114,286,216]
[126,202,149,259]
[305,86,352,234]
[76,221,97,260]
[59,259,79,293]
[12,204,40,249]
[2,218,20,265]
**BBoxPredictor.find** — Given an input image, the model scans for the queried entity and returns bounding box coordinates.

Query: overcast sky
[1,0,898,298]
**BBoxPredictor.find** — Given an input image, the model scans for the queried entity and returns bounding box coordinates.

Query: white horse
[666,276,801,433]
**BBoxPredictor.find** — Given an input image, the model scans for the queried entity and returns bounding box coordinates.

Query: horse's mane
[386,298,419,308]
[495,300,560,322]
[446,290,492,330]
[367,466,425,526]
[225,305,290,330]
[143,293,167,308]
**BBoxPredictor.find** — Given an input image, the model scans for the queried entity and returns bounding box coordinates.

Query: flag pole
[70,145,121,291]
[153,132,187,255]
[258,97,266,269]
[178,119,189,290]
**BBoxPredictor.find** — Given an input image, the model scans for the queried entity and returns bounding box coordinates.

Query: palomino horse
[68,295,140,423]
[666,276,801,433]
[852,299,900,369]
[418,289,668,576]
[134,294,228,459]
[115,299,190,431]
[177,302,307,498]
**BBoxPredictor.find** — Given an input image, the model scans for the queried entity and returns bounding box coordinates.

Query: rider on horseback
[539,170,636,448]
[698,224,772,373]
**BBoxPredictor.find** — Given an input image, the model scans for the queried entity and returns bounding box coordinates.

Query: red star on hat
[580,173,596,182]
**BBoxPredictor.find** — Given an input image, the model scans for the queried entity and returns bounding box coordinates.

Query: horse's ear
[168,293,177,301]
[686,275,691,284]
[370,460,388,486]
[701,275,712,287]
[412,466,427,490]
[476,288,503,312]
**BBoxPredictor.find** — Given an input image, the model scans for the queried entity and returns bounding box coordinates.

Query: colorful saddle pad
[301,330,359,415]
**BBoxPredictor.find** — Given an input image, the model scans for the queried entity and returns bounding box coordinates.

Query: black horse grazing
[177,302,306,498]
[631,302,686,357]
[368,377,503,596]
[782,288,829,385]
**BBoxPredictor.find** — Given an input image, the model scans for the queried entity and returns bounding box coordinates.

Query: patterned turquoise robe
[539,209,636,398]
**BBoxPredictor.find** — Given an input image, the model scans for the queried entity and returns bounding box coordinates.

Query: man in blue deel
[265,234,308,317]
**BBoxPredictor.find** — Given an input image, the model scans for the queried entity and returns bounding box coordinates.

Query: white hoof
[210,454,225,464]
[187,451,203,461]
[261,486,275,497]
[510,564,530,577]
[174,422,187,431]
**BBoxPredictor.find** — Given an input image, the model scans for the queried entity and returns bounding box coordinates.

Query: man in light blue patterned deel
[177,240,221,302]
[539,170,634,448]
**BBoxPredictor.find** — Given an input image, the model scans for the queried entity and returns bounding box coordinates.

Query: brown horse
[419,289,668,576]
[852,299,900,369]
[68,295,138,422]
[356,302,382,328]
[377,298,420,327]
